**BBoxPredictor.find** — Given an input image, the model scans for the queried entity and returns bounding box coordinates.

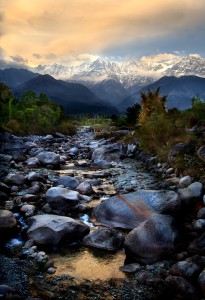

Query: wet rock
[82,227,124,251]
[54,176,79,189]
[119,263,142,273]
[20,204,36,217]
[170,261,200,279]
[76,181,94,195]
[165,275,198,299]
[36,151,60,167]
[27,214,90,247]
[179,175,192,188]
[124,214,179,264]
[26,157,40,168]
[92,142,126,162]
[198,269,205,296]
[45,187,79,214]
[197,207,205,219]
[5,173,25,186]
[0,209,17,231]
[93,190,180,229]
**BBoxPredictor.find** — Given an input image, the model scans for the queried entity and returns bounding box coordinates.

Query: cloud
[45,53,57,60]
[1,0,205,66]
[140,53,178,63]
[33,53,42,59]
[10,55,28,63]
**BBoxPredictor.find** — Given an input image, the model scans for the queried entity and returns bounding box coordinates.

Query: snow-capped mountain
[34,54,205,89]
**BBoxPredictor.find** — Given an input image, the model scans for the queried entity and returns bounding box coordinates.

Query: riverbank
[0,127,205,299]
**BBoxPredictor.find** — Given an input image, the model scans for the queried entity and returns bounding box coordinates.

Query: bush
[57,121,76,135]
[139,112,186,157]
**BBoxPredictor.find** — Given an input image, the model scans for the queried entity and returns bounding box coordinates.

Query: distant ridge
[0,69,117,114]
[120,75,205,111]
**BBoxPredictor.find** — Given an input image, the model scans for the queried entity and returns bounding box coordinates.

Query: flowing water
[47,156,157,283]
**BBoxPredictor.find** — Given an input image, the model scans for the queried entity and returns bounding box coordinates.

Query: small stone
[47,267,56,274]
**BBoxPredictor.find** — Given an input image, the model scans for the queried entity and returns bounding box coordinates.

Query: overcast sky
[1,0,205,67]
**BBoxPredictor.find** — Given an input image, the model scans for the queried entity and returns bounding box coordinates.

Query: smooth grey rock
[119,263,142,273]
[76,181,94,195]
[179,176,192,188]
[20,204,36,217]
[46,187,79,214]
[26,157,40,167]
[93,190,180,229]
[124,214,179,264]
[68,147,79,155]
[92,142,126,162]
[54,176,79,189]
[178,182,203,206]
[5,173,25,185]
[27,171,44,182]
[82,227,124,251]
[36,151,60,166]
[27,214,89,246]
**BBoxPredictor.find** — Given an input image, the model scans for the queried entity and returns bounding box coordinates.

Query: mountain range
[1,54,205,113]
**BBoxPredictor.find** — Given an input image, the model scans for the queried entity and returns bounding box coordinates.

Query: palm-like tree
[139,87,167,124]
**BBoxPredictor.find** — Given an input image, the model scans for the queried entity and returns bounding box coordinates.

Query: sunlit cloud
[0,0,205,66]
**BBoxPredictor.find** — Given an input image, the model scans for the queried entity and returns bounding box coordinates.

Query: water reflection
[50,247,126,283]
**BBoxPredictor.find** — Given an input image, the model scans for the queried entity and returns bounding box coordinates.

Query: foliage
[125,103,141,126]
[138,88,167,124]
[0,84,76,135]
[138,112,186,157]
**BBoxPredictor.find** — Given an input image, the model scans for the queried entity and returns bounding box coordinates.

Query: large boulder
[27,214,89,247]
[36,151,60,166]
[92,143,126,162]
[82,228,124,251]
[45,187,79,214]
[93,190,180,229]
[124,214,179,264]
[54,176,79,189]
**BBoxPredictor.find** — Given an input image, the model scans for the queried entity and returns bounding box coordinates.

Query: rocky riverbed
[0,127,205,299]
